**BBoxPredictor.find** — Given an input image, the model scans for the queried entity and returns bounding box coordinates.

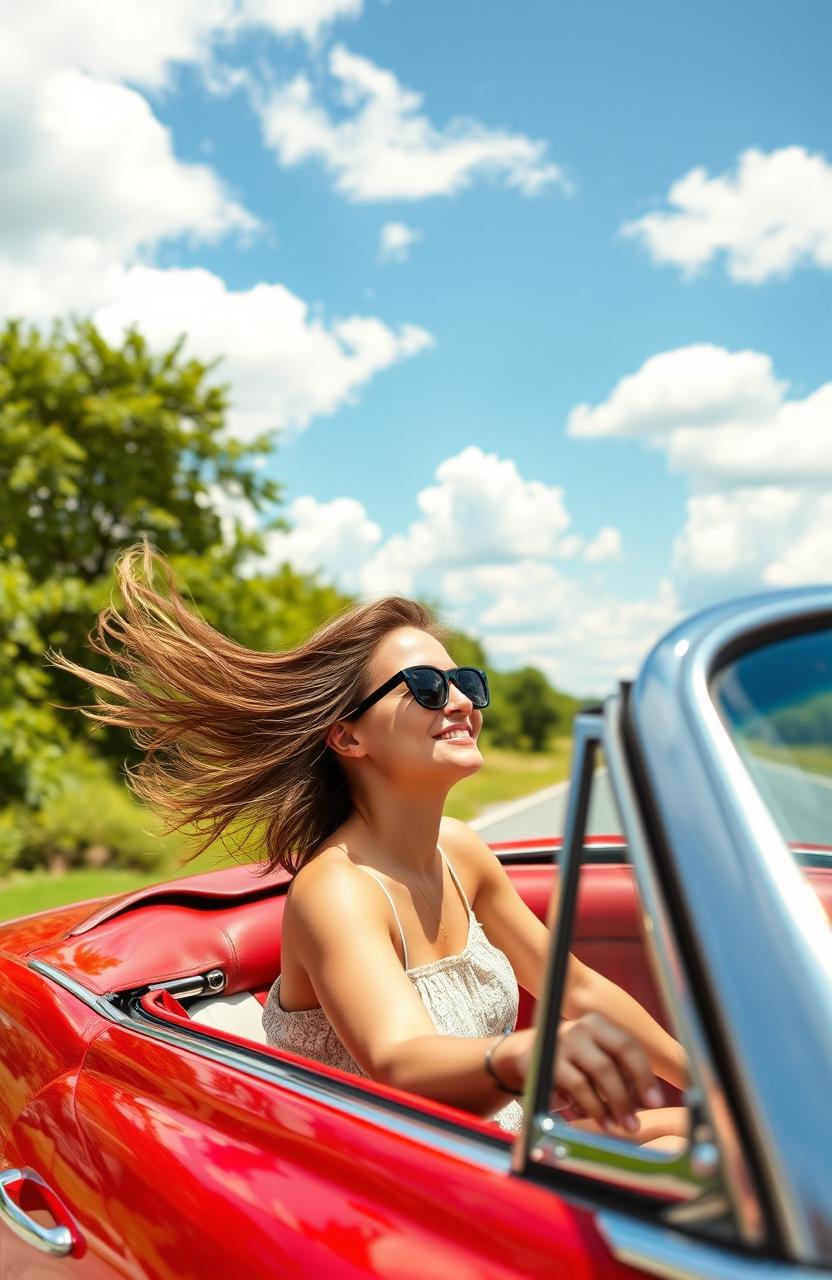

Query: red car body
[1,841,666,1280]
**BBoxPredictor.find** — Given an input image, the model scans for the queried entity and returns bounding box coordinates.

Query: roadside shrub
[0,806,26,877]
[24,777,172,873]
[2,747,177,875]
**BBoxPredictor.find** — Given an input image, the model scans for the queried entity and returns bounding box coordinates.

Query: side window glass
[521,719,739,1237]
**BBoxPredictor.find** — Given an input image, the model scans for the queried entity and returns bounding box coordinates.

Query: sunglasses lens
[409,667,448,709]
[454,668,489,708]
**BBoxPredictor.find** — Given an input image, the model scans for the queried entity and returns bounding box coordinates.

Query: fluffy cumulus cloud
[237,0,363,43]
[567,344,832,488]
[0,1,432,437]
[379,221,422,262]
[358,446,574,595]
[258,496,382,589]
[254,447,645,692]
[258,44,566,201]
[570,344,832,609]
[0,0,363,87]
[621,146,832,283]
[93,267,433,438]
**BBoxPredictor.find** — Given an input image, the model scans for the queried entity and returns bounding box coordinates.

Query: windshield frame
[628,585,832,1267]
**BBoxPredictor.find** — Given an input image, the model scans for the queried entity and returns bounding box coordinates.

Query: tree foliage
[1,318,578,874]
[0,320,352,869]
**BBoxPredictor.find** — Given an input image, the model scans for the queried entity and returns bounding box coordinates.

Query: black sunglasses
[344,665,490,721]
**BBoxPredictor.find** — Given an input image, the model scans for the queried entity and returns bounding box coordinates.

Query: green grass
[443,738,572,823]
[745,739,832,778]
[0,741,571,923]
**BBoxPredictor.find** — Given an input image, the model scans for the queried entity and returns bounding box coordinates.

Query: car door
[0,959,127,1278]
[70,1011,653,1280]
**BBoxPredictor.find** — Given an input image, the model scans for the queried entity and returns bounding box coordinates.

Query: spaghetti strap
[355,866,409,970]
[437,844,471,918]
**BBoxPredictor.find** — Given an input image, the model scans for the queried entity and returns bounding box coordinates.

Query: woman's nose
[448,679,474,713]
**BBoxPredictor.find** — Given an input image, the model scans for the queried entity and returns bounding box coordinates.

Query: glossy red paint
[3,841,831,1278]
[0,848,651,1279]
[72,1023,642,1280]
[0,956,99,1143]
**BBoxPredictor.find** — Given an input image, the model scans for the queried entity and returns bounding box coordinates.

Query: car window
[711,624,832,894]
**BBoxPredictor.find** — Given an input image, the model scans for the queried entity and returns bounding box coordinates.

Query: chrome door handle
[0,1167,78,1257]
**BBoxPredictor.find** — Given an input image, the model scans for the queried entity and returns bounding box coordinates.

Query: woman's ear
[326,720,367,759]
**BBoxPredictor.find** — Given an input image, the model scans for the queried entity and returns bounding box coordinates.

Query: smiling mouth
[434,727,474,742]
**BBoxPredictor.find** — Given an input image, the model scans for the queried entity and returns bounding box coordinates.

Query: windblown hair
[51,543,442,874]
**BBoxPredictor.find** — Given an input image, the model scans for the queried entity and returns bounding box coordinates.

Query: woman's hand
[552,1014,664,1132]
[494,1014,664,1132]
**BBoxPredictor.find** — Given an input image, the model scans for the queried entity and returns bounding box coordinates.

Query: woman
[56,544,686,1137]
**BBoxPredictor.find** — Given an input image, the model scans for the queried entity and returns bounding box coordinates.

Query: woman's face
[344,627,485,785]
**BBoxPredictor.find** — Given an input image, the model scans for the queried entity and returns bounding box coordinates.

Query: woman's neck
[349,783,448,875]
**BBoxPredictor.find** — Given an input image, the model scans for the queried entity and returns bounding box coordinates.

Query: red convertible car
[2,589,831,1277]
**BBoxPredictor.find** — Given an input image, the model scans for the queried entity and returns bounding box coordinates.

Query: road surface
[472,770,619,842]
[471,757,832,847]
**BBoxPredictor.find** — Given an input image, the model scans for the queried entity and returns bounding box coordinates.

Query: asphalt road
[471,769,620,842]
[471,756,832,848]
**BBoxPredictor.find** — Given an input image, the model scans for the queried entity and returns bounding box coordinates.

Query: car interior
[28,841,832,1138]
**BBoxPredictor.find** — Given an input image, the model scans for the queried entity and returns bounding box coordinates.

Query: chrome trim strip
[631,587,832,1265]
[529,1114,700,1201]
[28,959,132,1023]
[604,694,762,1245]
[598,1210,829,1280]
[28,958,511,1176]
[516,714,601,1175]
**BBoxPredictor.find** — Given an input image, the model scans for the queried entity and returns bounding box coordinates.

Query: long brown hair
[51,543,442,874]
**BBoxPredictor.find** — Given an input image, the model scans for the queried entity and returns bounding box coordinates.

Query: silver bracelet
[484,1029,523,1096]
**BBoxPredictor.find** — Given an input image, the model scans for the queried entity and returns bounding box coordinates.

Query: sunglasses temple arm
[344,671,406,721]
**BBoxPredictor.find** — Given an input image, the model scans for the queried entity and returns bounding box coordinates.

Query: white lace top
[262,847,523,1133]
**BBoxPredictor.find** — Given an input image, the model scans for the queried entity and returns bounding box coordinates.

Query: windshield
[712,625,832,856]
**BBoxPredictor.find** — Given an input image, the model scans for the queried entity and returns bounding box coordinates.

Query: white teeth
[439,729,470,740]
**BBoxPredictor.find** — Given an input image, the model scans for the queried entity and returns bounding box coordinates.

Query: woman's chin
[434,740,483,775]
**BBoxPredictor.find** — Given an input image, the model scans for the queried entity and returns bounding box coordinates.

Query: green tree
[0,319,353,869]
[0,319,278,582]
[492,666,578,752]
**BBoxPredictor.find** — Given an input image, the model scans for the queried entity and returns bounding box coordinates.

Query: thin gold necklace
[408,859,448,944]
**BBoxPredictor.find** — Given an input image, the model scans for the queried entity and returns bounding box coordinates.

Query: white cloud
[567,344,832,488]
[0,1,231,90]
[258,44,566,201]
[238,0,363,43]
[764,496,832,587]
[379,221,422,262]
[259,496,382,589]
[0,69,255,268]
[567,345,785,444]
[673,489,832,606]
[92,266,433,439]
[0,9,433,440]
[622,146,832,283]
[570,345,832,609]
[0,0,363,91]
[250,447,655,692]
[358,446,573,595]
[584,526,623,563]
[438,567,678,695]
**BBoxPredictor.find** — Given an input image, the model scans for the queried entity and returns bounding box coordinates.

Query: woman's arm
[284,856,661,1126]
[445,819,688,1091]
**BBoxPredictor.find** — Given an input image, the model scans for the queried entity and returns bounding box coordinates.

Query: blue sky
[4,1,831,690]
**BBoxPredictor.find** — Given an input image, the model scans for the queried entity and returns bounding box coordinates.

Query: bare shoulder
[438,816,502,899]
[287,846,389,943]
